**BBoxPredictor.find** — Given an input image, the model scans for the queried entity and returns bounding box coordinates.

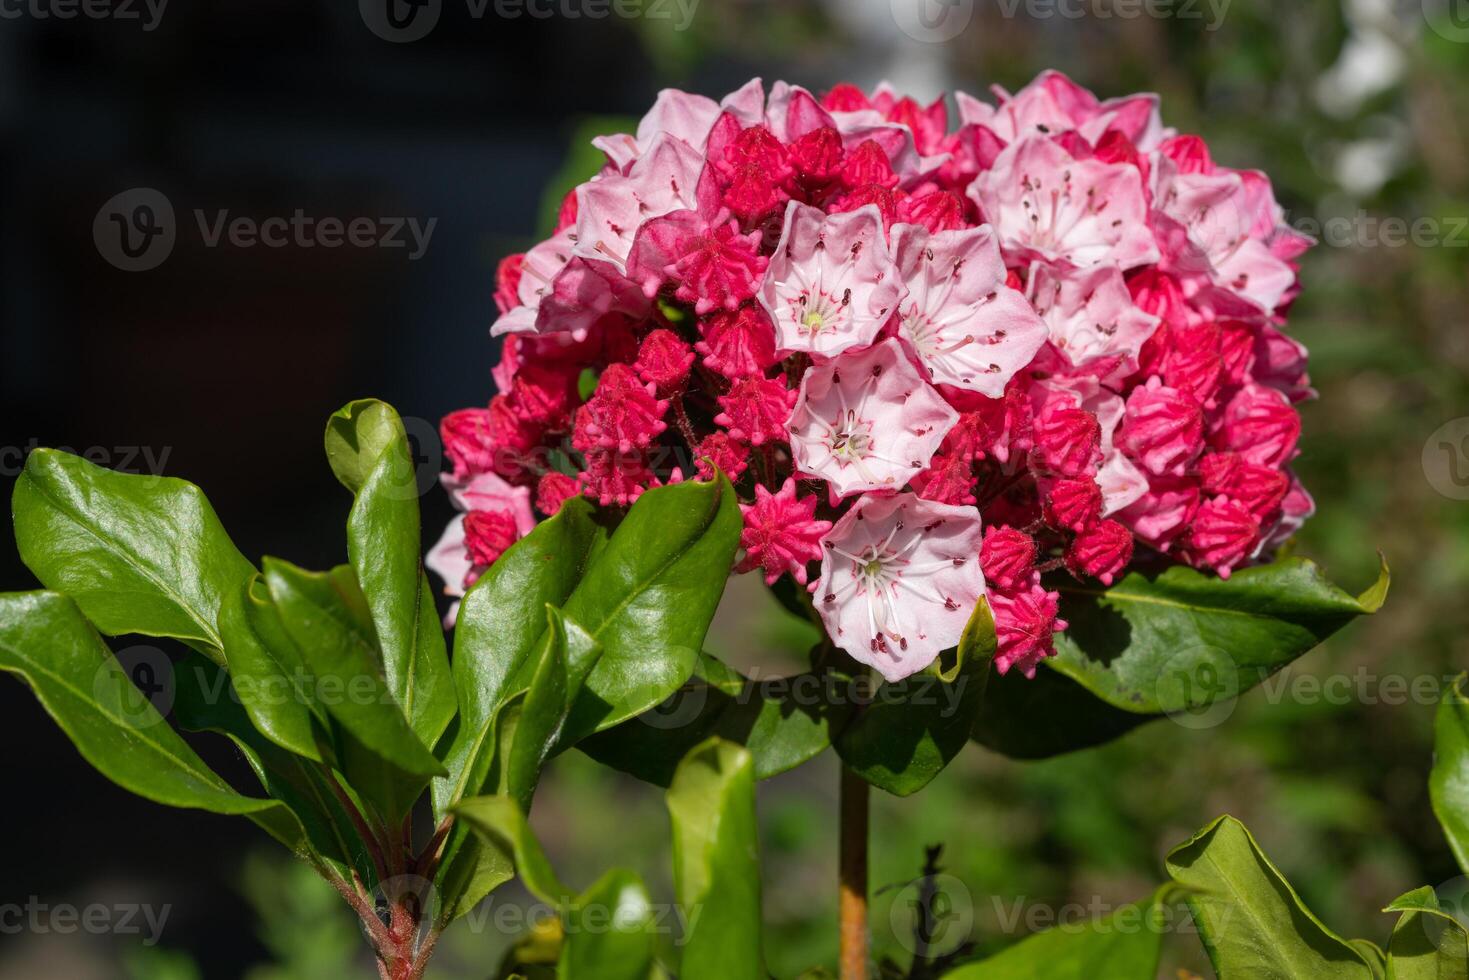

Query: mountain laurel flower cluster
[430,73,1315,683]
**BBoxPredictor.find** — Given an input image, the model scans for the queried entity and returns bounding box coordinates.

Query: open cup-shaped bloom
[813,492,986,682]
[788,338,958,499]
[892,222,1047,397]
[759,202,902,357]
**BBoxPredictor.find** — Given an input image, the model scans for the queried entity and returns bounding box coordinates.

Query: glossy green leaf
[975,557,1389,759]
[172,653,371,882]
[214,574,325,762]
[666,738,763,980]
[325,400,455,751]
[435,608,600,921]
[942,888,1175,979]
[558,869,656,980]
[263,558,443,824]
[578,654,847,787]
[1383,887,1469,979]
[557,475,740,743]
[435,498,610,818]
[1431,674,1469,877]
[12,449,255,664]
[454,796,656,979]
[455,795,568,901]
[505,609,602,812]
[836,598,996,796]
[1165,815,1376,978]
[1352,938,1389,979]
[0,592,290,828]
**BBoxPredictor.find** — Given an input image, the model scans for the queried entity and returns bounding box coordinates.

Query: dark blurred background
[1,1,1467,977]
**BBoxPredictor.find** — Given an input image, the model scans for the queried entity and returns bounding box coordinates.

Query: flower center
[827,409,874,464]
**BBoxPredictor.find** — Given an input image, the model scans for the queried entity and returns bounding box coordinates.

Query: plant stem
[839,764,870,980]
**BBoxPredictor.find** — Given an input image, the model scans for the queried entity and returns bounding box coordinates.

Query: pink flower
[575,133,706,272]
[1199,452,1289,521]
[572,364,669,454]
[911,452,978,506]
[788,339,958,499]
[891,223,1048,397]
[535,472,582,516]
[981,526,1037,591]
[1118,377,1204,477]
[759,203,903,357]
[1211,383,1301,468]
[1032,404,1103,479]
[1028,263,1158,379]
[580,449,656,507]
[1043,477,1103,533]
[736,478,832,585]
[958,71,1166,150]
[970,136,1159,270]
[715,375,798,447]
[898,187,967,233]
[426,472,536,597]
[713,125,794,223]
[462,511,520,569]
[696,305,778,379]
[1184,497,1261,578]
[813,493,986,682]
[1118,475,1202,552]
[1066,519,1134,586]
[990,582,1067,679]
[694,431,750,481]
[1150,153,1297,312]
[666,219,769,314]
[634,329,695,394]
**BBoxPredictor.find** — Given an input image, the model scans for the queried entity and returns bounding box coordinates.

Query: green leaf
[666,738,763,980]
[1431,674,1469,877]
[435,498,610,818]
[214,574,325,762]
[1382,886,1469,979]
[0,592,290,829]
[454,795,568,901]
[325,400,455,753]
[1350,938,1388,979]
[438,477,736,815]
[263,558,444,824]
[557,476,741,744]
[1165,815,1376,978]
[13,449,255,664]
[172,653,372,882]
[454,796,656,979]
[577,653,847,787]
[435,608,601,921]
[505,609,602,813]
[836,597,996,796]
[942,888,1175,979]
[558,869,656,980]
[976,556,1389,759]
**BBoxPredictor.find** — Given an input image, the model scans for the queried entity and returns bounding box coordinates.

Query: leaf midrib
[0,639,259,806]
[25,471,223,648]
[446,487,723,808]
